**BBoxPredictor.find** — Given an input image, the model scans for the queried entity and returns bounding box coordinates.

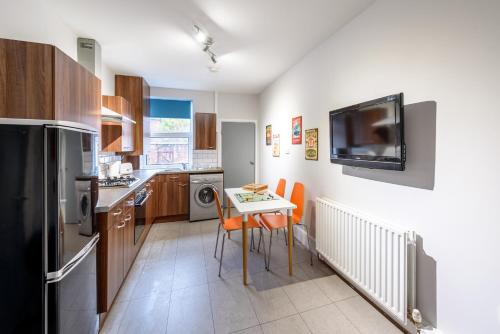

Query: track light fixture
[194,25,217,65]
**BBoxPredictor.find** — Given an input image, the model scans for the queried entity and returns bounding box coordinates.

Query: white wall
[0,0,115,94]
[0,0,77,58]
[101,63,116,96]
[259,0,500,333]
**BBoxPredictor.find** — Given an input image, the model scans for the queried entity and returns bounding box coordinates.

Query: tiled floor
[100,220,403,334]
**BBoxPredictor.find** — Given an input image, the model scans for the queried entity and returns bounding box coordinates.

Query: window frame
[141,102,193,169]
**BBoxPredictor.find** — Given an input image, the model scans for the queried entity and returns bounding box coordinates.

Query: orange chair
[213,191,267,276]
[275,178,286,197]
[260,182,312,270]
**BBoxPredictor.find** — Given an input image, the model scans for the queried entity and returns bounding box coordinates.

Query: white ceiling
[49,0,373,94]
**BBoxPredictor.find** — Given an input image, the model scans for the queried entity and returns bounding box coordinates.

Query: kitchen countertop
[95,167,224,213]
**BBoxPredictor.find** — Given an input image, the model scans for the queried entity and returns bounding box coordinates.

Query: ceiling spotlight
[208,65,219,73]
[208,51,217,64]
[194,25,208,43]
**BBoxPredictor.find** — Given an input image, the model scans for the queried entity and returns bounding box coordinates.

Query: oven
[134,185,151,244]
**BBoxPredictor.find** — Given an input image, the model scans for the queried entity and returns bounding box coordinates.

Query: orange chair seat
[223,215,260,231]
[260,214,301,231]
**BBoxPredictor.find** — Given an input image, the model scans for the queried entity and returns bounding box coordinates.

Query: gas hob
[98,176,139,188]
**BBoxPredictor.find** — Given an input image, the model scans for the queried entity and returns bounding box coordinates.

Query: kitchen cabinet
[150,176,160,222]
[195,113,217,150]
[115,75,150,156]
[0,38,101,130]
[101,95,135,152]
[157,173,189,218]
[145,180,155,227]
[97,193,138,313]
[122,194,135,272]
[104,204,125,312]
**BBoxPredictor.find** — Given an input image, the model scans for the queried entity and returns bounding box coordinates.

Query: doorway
[221,121,256,204]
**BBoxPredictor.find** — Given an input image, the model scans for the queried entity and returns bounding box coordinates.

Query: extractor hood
[101,107,136,124]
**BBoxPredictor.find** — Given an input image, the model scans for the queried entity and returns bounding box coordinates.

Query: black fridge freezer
[0,120,100,334]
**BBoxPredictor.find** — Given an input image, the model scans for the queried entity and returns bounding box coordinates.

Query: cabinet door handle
[126,200,134,207]
[123,214,132,222]
[169,176,179,180]
[208,146,215,149]
[179,183,188,187]
[116,221,126,229]
[112,208,122,216]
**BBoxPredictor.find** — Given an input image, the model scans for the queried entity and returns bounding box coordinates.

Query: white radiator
[316,197,416,325]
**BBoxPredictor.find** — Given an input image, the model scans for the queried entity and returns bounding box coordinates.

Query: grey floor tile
[251,264,310,291]
[103,222,403,334]
[246,286,297,324]
[116,293,170,334]
[172,265,208,291]
[335,296,403,334]
[301,303,359,334]
[100,301,129,334]
[209,276,259,334]
[314,275,358,302]
[167,284,214,334]
[130,260,174,299]
[231,325,263,334]
[261,314,311,334]
[282,280,331,312]
[115,264,143,303]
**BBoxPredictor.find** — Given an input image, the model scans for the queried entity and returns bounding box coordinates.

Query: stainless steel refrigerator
[0,120,100,334]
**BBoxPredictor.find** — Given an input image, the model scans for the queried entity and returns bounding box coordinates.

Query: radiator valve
[412,309,423,332]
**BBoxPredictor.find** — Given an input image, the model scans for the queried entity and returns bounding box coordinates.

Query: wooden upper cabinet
[195,113,217,150]
[0,38,101,130]
[115,75,150,155]
[101,95,134,152]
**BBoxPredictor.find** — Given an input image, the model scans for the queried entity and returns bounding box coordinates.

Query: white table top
[225,188,296,215]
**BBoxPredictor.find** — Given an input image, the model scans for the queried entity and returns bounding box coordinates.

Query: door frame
[218,119,259,184]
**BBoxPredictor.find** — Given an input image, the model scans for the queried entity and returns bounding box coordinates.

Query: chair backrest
[213,190,225,226]
[275,178,286,197]
[290,182,305,221]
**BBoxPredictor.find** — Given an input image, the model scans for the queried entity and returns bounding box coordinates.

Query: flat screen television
[329,93,405,171]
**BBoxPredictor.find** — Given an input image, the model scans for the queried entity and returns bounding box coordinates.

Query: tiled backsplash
[99,152,121,164]
[99,150,218,169]
[192,150,218,168]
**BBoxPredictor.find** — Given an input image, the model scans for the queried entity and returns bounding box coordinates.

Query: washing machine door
[194,184,218,208]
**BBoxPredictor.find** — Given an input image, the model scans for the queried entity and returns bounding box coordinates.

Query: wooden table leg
[242,213,248,285]
[227,197,231,239]
[287,208,293,275]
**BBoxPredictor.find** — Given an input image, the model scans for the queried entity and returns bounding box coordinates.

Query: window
[144,99,192,167]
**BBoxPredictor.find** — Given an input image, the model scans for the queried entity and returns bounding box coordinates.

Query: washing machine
[189,173,223,221]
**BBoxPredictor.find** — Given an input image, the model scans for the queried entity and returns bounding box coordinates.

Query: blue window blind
[150,99,192,119]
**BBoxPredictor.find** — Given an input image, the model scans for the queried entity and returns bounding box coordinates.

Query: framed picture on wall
[266,125,272,145]
[305,128,318,160]
[292,116,302,144]
[272,134,280,157]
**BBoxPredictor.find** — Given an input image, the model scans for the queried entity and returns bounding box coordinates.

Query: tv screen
[329,93,405,171]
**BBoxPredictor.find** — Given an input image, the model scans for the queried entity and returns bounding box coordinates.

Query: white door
[221,122,255,204]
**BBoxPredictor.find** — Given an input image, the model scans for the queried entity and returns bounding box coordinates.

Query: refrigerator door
[45,126,100,334]
[0,124,45,334]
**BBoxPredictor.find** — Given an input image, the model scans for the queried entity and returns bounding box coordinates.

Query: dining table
[224,187,297,285]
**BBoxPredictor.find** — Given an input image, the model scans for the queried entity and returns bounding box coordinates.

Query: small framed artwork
[292,116,302,144]
[272,134,280,157]
[265,125,272,146]
[305,128,318,160]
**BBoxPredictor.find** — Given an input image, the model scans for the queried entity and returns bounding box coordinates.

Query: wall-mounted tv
[329,93,405,171]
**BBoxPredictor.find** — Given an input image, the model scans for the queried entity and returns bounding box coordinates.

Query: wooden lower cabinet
[103,204,125,312]
[122,194,135,272]
[98,180,158,315]
[157,173,189,219]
